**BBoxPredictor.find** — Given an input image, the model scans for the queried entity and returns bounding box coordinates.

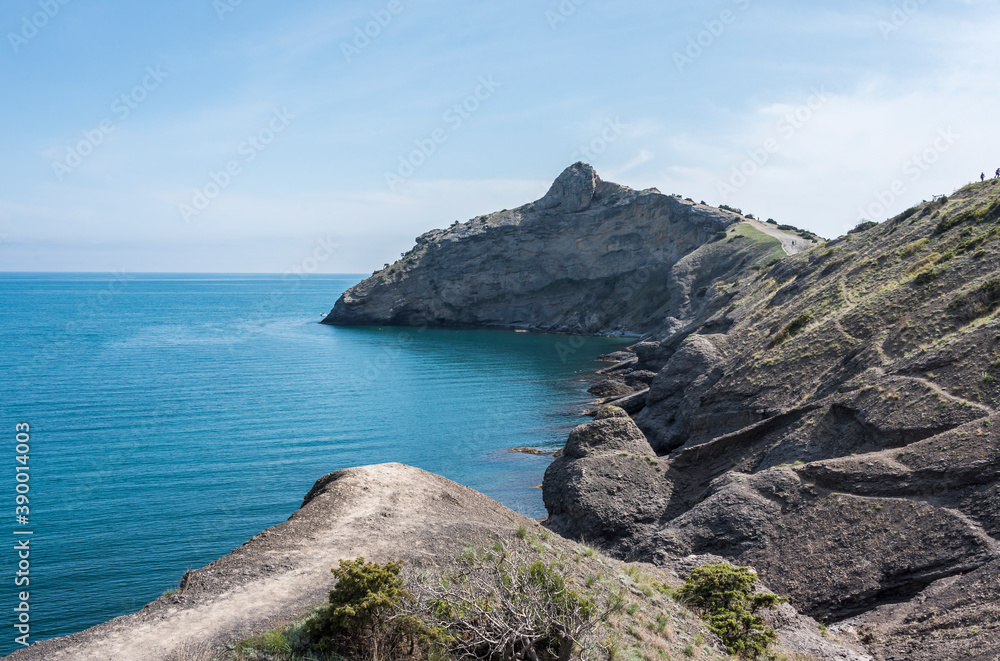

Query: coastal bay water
[0,273,627,653]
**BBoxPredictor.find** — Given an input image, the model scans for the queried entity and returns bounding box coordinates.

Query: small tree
[305,557,413,660]
[679,563,787,660]
[412,538,621,661]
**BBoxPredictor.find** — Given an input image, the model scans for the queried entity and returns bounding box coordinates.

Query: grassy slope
[227,523,823,661]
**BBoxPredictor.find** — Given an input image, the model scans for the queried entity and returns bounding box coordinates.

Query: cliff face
[324,163,748,335]
[545,178,1000,659]
[318,165,1000,657]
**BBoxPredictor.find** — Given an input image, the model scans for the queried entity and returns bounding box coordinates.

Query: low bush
[948,279,1000,323]
[912,268,939,286]
[413,541,620,661]
[679,564,786,660]
[304,557,420,659]
[770,313,813,348]
[849,220,879,234]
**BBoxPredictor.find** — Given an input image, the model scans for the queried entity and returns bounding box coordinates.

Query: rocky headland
[323,162,785,335]
[14,165,1000,660]
[329,165,1000,659]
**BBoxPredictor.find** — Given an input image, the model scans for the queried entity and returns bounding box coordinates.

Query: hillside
[15,167,999,660]
[3,464,862,661]
[326,165,1000,658]
[546,176,1000,659]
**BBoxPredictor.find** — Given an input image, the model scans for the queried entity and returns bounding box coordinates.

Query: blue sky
[1,0,998,273]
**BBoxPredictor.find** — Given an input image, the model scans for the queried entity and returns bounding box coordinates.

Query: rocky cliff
[544,178,1000,659]
[317,167,1000,658]
[323,162,770,335]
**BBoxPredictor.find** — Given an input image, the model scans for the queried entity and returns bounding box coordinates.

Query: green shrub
[849,220,878,234]
[895,206,921,223]
[304,557,415,658]
[901,238,929,257]
[912,268,939,286]
[770,313,813,348]
[415,539,618,661]
[679,564,786,660]
[235,628,292,657]
[948,279,1000,322]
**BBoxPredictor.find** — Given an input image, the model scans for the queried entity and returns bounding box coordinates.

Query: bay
[0,273,626,652]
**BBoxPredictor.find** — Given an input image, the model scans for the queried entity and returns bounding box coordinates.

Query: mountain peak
[536,162,604,213]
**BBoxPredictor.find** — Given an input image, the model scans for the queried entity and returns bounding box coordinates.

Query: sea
[0,273,628,654]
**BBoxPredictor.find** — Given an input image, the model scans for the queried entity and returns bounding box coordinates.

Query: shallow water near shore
[0,273,627,653]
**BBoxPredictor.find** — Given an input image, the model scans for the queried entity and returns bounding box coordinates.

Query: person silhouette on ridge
[982,172,986,182]
[995,168,999,179]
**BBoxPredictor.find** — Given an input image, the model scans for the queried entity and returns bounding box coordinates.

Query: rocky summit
[335,165,1000,659]
[323,162,765,335]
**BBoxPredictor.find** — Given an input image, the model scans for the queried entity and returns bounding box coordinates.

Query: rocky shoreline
[11,165,1000,659]
[323,165,1000,658]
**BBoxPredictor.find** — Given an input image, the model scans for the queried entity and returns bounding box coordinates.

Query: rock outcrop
[317,169,1000,657]
[545,179,1000,659]
[543,406,670,553]
[323,163,756,334]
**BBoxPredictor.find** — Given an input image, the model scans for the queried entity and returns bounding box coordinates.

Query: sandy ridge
[4,464,528,661]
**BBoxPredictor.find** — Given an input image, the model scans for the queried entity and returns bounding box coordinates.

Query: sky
[1,0,998,273]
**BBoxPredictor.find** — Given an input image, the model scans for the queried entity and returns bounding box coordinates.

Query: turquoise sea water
[0,273,626,653]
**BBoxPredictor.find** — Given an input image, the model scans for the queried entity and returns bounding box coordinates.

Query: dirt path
[744,219,818,255]
[4,464,530,661]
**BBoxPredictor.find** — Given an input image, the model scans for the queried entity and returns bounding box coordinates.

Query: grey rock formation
[587,378,635,397]
[596,350,634,363]
[636,333,729,453]
[543,406,670,554]
[542,182,1000,659]
[323,163,742,334]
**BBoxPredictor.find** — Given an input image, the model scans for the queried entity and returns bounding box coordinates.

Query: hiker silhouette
[982,173,986,182]
[995,168,999,179]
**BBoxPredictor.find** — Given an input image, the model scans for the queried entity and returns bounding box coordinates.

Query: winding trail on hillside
[745,218,817,255]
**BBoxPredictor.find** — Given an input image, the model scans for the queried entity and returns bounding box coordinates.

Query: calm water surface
[0,273,627,652]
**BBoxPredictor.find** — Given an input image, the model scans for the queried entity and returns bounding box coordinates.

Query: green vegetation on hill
[227,535,797,661]
[679,565,786,660]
